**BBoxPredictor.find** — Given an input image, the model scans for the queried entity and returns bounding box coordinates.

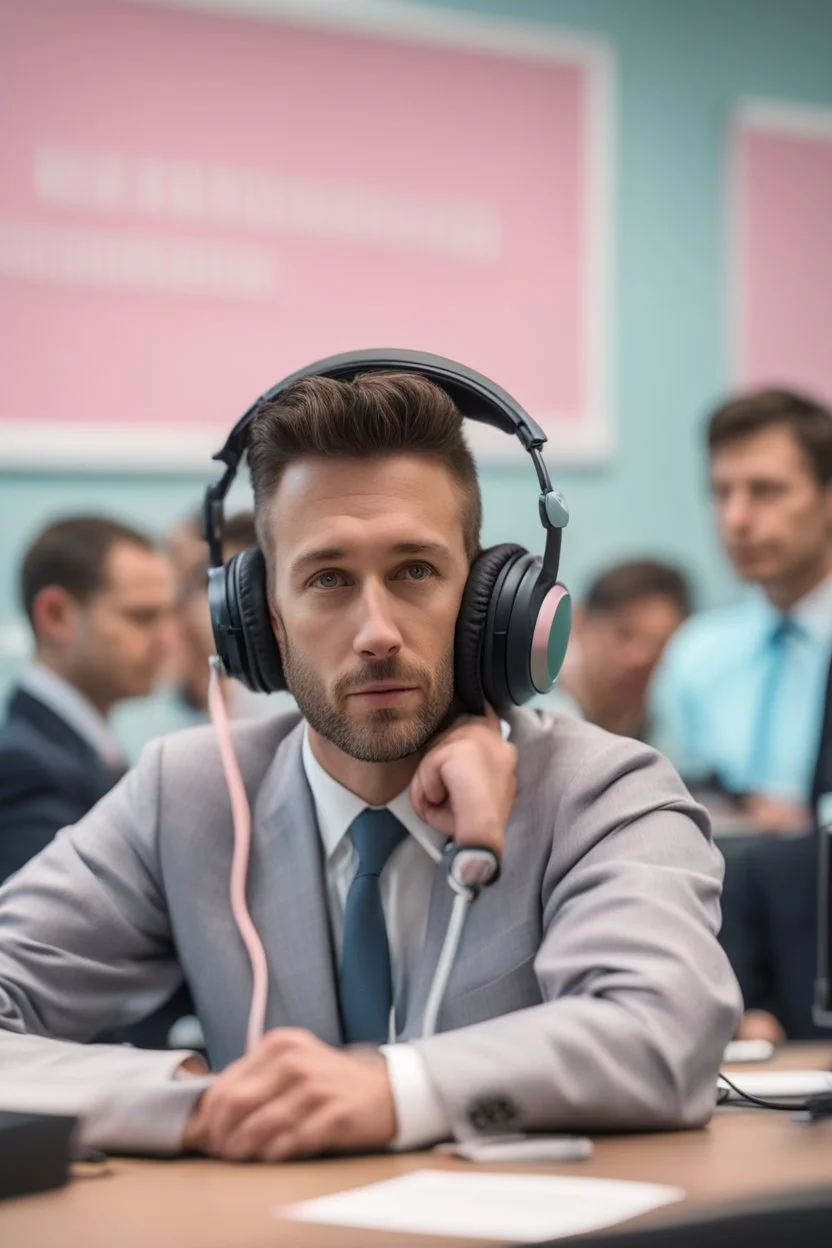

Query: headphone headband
[205,349,573,710]
[205,349,569,571]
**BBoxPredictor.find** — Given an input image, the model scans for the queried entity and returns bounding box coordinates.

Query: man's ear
[269,601,285,656]
[31,585,81,649]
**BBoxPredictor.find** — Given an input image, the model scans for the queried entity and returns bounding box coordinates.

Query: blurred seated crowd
[0,385,830,1052]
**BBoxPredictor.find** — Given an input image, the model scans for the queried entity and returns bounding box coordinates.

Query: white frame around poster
[727,97,832,390]
[0,0,616,471]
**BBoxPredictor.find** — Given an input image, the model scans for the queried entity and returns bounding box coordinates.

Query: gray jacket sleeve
[412,735,743,1136]
[0,739,207,1153]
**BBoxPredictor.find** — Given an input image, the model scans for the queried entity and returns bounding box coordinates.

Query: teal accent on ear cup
[529,583,572,694]
[546,591,572,684]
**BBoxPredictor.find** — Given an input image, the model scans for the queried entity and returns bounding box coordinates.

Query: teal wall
[2,0,832,749]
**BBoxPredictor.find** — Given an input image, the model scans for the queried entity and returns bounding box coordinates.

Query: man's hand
[735,1008,786,1047]
[409,705,517,858]
[742,795,812,835]
[181,1029,396,1162]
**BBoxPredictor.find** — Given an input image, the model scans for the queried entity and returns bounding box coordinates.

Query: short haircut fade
[20,515,155,629]
[707,388,832,488]
[247,371,482,561]
[585,559,692,618]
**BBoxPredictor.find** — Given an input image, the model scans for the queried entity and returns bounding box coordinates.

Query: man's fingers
[200,1052,297,1145]
[262,1103,349,1163]
[408,769,427,821]
[438,748,513,848]
[220,1083,318,1161]
[416,750,451,808]
[188,1031,396,1162]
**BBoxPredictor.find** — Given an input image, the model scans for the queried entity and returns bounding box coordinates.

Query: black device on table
[0,1111,77,1201]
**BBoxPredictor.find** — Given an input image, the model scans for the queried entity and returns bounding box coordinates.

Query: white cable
[421,891,473,1038]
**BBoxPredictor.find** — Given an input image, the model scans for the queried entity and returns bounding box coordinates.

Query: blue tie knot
[770,615,800,646]
[348,808,407,879]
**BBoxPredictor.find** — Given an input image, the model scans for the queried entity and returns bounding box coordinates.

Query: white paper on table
[281,1169,685,1242]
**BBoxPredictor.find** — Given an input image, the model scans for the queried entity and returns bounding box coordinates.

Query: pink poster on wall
[0,0,613,468]
[733,103,832,403]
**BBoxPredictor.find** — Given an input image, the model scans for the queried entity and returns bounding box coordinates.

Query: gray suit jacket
[0,709,741,1154]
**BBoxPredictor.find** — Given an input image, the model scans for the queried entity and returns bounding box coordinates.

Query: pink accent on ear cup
[530,584,572,693]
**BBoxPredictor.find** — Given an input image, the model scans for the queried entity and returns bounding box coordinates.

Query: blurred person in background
[0,516,175,883]
[654,390,832,834]
[167,508,295,721]
[539,559,691,744]
[166,510,206,586]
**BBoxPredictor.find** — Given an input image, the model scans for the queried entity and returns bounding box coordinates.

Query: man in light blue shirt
[654,388,832,834]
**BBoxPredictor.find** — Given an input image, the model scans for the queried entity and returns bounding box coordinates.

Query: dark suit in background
[720,653,832,1039]
[813,651,832,811]
[0,686,120,884]
[0,682,194,1048]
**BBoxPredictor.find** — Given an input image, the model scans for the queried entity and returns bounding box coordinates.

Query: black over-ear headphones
[204,349,572,715]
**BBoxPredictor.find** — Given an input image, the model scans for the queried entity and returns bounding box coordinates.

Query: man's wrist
[175,1055,210,1078]
[351,1047,398,1146]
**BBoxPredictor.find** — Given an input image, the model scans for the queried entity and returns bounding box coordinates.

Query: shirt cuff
[381,1041,451,1150]
[0,1037,213,1156]
[79,1069,214,1156]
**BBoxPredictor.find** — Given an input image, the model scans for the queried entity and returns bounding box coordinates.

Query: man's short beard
[280,639,455,762]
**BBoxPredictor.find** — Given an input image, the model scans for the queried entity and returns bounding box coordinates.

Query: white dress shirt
[18,663,125,773]
[301,728,451,1148]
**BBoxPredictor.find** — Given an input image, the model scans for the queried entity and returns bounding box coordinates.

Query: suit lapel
[249,724,342,1045]
[10,688,118,798]
[398,853,454,1040]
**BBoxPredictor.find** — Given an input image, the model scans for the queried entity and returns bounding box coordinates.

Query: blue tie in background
[339,808,407,1044]
[747,616,802,792]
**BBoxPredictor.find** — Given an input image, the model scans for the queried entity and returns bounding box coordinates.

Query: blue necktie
[339,808,407,1045]
[747,616,802,790]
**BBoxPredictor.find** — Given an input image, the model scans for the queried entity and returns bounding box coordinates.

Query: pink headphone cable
[208,660,269,1052]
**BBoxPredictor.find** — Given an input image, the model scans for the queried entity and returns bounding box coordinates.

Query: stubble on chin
[282,646,456,763]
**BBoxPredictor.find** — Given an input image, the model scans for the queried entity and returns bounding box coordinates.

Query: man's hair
[20,515,155,629]
[707,388,832,488]
[585,559,692,618]
[247,372,482,563]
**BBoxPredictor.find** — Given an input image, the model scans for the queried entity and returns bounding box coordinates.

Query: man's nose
[721,489,752,533]
[353,581,403,659]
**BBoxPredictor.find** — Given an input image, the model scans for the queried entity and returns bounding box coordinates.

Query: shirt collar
[17,663,124,770]
[301,725,446,865]
[789,568,832,642]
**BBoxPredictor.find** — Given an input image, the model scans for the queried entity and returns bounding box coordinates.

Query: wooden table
[2,1044,831,1248]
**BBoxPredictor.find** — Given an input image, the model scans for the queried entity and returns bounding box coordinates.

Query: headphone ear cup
[454,544,526,715]
[501,558,573,705]
[228,548,287,694]
[529,581,572,693]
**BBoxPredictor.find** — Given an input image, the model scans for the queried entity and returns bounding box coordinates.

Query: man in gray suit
[0,366,741,1161]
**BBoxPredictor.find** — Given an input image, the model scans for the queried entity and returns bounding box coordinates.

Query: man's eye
[753,483,785,501]
[311,570,345,589]
[399,563,434,582]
